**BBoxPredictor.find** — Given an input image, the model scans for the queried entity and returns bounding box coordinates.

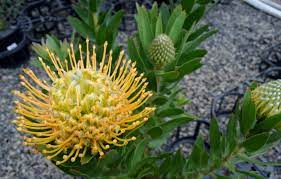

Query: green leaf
[127,37,149,73]
[159,156,172,176]
[259,131,281,152]
[236,169,266,179]
[45,35,60,53]
[187,136,209,170]
[157,107,184,117]
[111,45,122,61]
[148,113,197,148]
[177,59,203,78]
[30,58,43,68]
[147,127,163,139]
[160,113,197,132]
[132,155,169,178]
[80,154,93,165]
[135,166,154,179]
[242,132,270,152]
[169,150,186,176]
[182,0,195,13]
[225,115,238,154]
[156,70,180,82]
[107,10,124,34]
[240,90,256,136]
[130,139,149,169]
[120,143,136,165]
[149,2,158,20]
[254,113,281,132]
[136,4,154,51]
[102,8,113,25]
[79,0,88,7]
[155,14,163,37]
[98,150,121,167]
[177,49,207,66]
[166,5,182,34]
[245,131,281,157]
[58,157,101,177]
[150,95,169,105]
[176,94,191,106]
[89,0,100,12]
[238,154,281,167]
[160,3,170,28]
[146,71,157,92]
[182,29,217,54]
[68,16,94,39]
[210,118,221,156]
[95,27,107,44]
[32,43,50,60]
[215,175,234,179]
[249,82,258,90]
[73,5,88,23]
[187,25,209,41]
[168,11,186,43]
[183,6,205,30]
[89,12,98,33]
[59,39,70,60]
[149,2,158,33]
[197,0,212,4]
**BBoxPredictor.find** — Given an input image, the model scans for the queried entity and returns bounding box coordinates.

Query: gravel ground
[1,0,281,178]
[184,0,281,117]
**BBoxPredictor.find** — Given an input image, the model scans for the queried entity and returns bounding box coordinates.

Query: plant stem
[156,76,161,93]
[154,67,161,93]
[197,146,243,177]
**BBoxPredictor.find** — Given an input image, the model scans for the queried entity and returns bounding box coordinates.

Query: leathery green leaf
[240,90,256,136]
[210,118,221,156]
[242,132,269,152]
[168,11,186,43]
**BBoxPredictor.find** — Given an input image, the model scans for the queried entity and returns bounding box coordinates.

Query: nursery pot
[259,42,281,79]
[0,26,30,68]
[19,0,74,43]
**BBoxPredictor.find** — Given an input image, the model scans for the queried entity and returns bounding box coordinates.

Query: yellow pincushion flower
[13,39,155,165]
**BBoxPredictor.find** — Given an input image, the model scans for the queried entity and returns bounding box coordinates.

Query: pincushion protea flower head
[13,39,155,165]
[252,80,281,118]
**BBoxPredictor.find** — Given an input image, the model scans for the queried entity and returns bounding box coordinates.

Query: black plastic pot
[18,0,74,43]
[0,26,30,68]
[259,43,281,79]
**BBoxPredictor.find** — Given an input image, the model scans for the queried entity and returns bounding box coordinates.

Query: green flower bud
[252,80,281,118]
[148,34,176,68]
